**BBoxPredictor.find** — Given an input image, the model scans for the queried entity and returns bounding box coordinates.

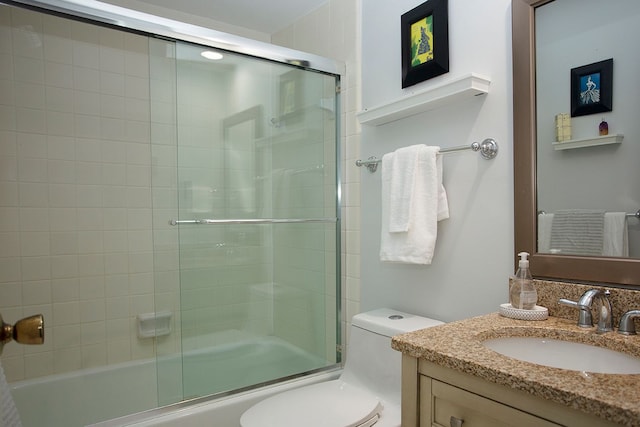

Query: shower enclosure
[0,2,342,425]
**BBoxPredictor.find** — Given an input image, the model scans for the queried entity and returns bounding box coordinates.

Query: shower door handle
[0,313,44,354]
[169,218,337,225]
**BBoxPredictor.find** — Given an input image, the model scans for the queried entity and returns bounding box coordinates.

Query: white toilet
[240,308,443,427]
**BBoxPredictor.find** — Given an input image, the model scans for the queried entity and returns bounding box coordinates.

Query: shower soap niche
[137,311,172,338]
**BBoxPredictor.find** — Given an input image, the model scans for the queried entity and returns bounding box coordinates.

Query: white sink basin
[483,337,640,374]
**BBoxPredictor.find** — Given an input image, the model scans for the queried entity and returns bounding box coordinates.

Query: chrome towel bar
[539,210,640,219]
[169,218,337,225]
[355,138,498,173]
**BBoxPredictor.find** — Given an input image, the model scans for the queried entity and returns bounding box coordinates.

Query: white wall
[359,0,514,322]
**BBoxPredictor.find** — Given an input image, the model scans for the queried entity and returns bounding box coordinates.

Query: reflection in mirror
[512,0,640,286]
[535,0,640,259]
[223,106,264,218]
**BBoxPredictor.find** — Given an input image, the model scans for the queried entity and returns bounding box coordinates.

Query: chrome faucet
[618,309,640,335]
[558,289,613,333]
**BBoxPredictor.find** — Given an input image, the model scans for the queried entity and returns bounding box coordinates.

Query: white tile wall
[0,6,156,381]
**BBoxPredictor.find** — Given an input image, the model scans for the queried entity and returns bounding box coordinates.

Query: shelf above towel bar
[355,138,498,173]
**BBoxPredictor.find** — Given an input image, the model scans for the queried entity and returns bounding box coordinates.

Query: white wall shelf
[357,73,491,126]
[552,134,624,151]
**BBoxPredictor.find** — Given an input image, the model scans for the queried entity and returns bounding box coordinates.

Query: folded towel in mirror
[539,210,629,256]
[550,209,604,256]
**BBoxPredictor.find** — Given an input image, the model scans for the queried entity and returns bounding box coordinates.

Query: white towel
[538,211,628,256]
[1,360,22,427]
[537,212,554,253]
[435,154,449,221]
[603,212,629,257]
[388,146,419,232]
[380,145,449,264]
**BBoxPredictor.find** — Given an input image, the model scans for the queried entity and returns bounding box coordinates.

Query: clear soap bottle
[509,252,537,310]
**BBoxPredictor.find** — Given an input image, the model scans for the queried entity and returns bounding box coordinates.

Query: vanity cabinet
[422,377,560,426]
[402,356,620,427]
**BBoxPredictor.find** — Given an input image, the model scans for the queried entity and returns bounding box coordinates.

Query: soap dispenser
[509,252,537,310]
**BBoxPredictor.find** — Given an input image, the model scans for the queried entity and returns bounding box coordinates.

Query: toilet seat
[240,380,383,427]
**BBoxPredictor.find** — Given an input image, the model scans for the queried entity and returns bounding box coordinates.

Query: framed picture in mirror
[278,70,303,124]
[570,58,613,117]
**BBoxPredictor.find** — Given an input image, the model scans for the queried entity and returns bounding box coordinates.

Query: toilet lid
[240,380,382,427]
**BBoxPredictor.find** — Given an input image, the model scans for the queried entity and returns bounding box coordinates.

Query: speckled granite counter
[392,313,640,426]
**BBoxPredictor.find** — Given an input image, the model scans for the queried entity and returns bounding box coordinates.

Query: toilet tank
[340,308,443,405]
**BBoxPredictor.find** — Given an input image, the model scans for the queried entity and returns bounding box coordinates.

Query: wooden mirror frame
[512,0,640,286]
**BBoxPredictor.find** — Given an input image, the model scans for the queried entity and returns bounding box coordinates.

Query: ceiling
[134,0,329,35]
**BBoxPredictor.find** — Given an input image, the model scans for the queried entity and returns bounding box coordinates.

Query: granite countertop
[391,312,640,426]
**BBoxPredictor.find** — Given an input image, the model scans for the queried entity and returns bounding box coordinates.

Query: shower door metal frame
[5,0,345,76]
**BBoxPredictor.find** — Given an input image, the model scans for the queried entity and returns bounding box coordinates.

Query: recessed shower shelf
[357,73,491,126]
[552,134,624,151]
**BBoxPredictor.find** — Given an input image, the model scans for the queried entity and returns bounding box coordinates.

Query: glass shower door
[154,40,340,403]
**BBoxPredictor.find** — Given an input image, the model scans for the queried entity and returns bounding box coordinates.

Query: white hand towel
[436,154,449,221]
[1,360,22,427]
[388,145,419,232]
[603,212,629,257]
[380,145,449,264]
[537,212,553,253]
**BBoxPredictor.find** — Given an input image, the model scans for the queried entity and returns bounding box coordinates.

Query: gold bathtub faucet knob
[13,314,45,344]
[0,313,44,354]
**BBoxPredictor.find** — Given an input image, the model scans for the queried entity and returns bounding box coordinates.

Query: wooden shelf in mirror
[552,134,624,151]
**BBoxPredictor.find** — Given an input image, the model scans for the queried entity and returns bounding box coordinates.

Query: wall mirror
[512,0,640,286]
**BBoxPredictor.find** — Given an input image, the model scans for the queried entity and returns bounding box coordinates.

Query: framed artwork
[570,58,613,117]
[401,0,449,88]
[278,69,303,123]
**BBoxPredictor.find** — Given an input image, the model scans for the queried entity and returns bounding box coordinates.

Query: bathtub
[93,370,340,427]
[10,335,337,427]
